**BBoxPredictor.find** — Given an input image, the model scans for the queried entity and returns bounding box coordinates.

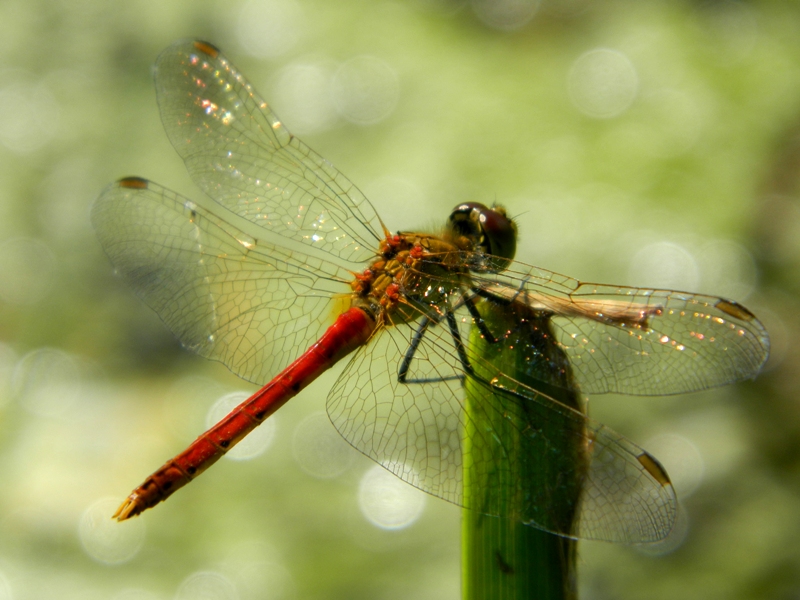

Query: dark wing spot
[715,299,755,321]
[193,40,220,58]
[118,176,149,189]
[638,451,671,487]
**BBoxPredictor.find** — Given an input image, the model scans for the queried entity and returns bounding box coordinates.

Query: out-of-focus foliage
[0,0,797,598]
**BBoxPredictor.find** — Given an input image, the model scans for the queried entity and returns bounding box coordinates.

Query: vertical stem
[461,300,583,600]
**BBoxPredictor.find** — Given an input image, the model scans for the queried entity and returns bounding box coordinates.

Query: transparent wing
[328,324,466,502]
[153,40,383,267]
[92,177,352,384]
[327,315,676,542]
[467,262,770,396]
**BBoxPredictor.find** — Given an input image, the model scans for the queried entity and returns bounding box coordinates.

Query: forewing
[327,316,676,542]
[92,178,351,384]
[153,40,383,266]
[479,264,770,396]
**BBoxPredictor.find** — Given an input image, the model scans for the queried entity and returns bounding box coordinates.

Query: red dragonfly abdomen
[114,306,377,520]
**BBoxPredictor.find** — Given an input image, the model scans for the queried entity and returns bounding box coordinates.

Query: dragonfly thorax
[349,231,470,326]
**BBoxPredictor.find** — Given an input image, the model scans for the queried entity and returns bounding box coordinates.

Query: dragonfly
[92,40,769,543]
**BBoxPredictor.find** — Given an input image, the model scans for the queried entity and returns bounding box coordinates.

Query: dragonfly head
[448,202,517,272]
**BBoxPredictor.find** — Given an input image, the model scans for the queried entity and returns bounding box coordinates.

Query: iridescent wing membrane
[154,40,383,267]
[93,39,386,383]
[92,178,355,384]
[482,267,769,396]
[327,317,678,542]
[328,258,766,541]
[94,40,769,542]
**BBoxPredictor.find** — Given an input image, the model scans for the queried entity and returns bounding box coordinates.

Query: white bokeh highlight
[696,239,757,300]
[645,434,705,498]
[568,48,638,118]
[292,411,355,478]
[358,464,426,530]
[206,391,277,461]
[0,78,59,154]
[271,62,339,135]
[12,348,80,418]
[470,0,541,31]
[628,241,700,291]
[332,56,399,126]
[236,0,304,59]
[79,498,145,565]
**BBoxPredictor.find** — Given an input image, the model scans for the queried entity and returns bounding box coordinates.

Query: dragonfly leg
[463,293,499,344]
[397,284,547,387]
[397,313,470,384]
[397,315,430,383]
[397,289,516,386]
[445,310,475,378]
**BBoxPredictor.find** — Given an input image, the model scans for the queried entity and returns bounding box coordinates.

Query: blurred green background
[0,0,797,598]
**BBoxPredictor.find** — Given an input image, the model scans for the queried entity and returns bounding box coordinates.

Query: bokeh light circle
[697,239,757,300]
[12,347,80,418]
[236,0,303,59]
[568,48,638,118]
[358,464,426,530]
[292,411,355,478]
[470,0,541,31]
[272,63,338,135]
[645,434,705,498]
[0,79,59,154]
[206,391,277,461]
[332,56,399,126]
[78,497,145,565]
[628,241,699,291]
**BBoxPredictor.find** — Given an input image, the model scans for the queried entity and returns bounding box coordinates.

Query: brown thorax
[349,231,472,326]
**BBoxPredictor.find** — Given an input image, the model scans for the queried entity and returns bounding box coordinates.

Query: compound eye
[448,202,517,272]
[448,202,485,242]
[478,205,517,267]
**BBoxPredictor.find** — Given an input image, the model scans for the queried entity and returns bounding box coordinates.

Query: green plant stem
[461,300,583,600]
